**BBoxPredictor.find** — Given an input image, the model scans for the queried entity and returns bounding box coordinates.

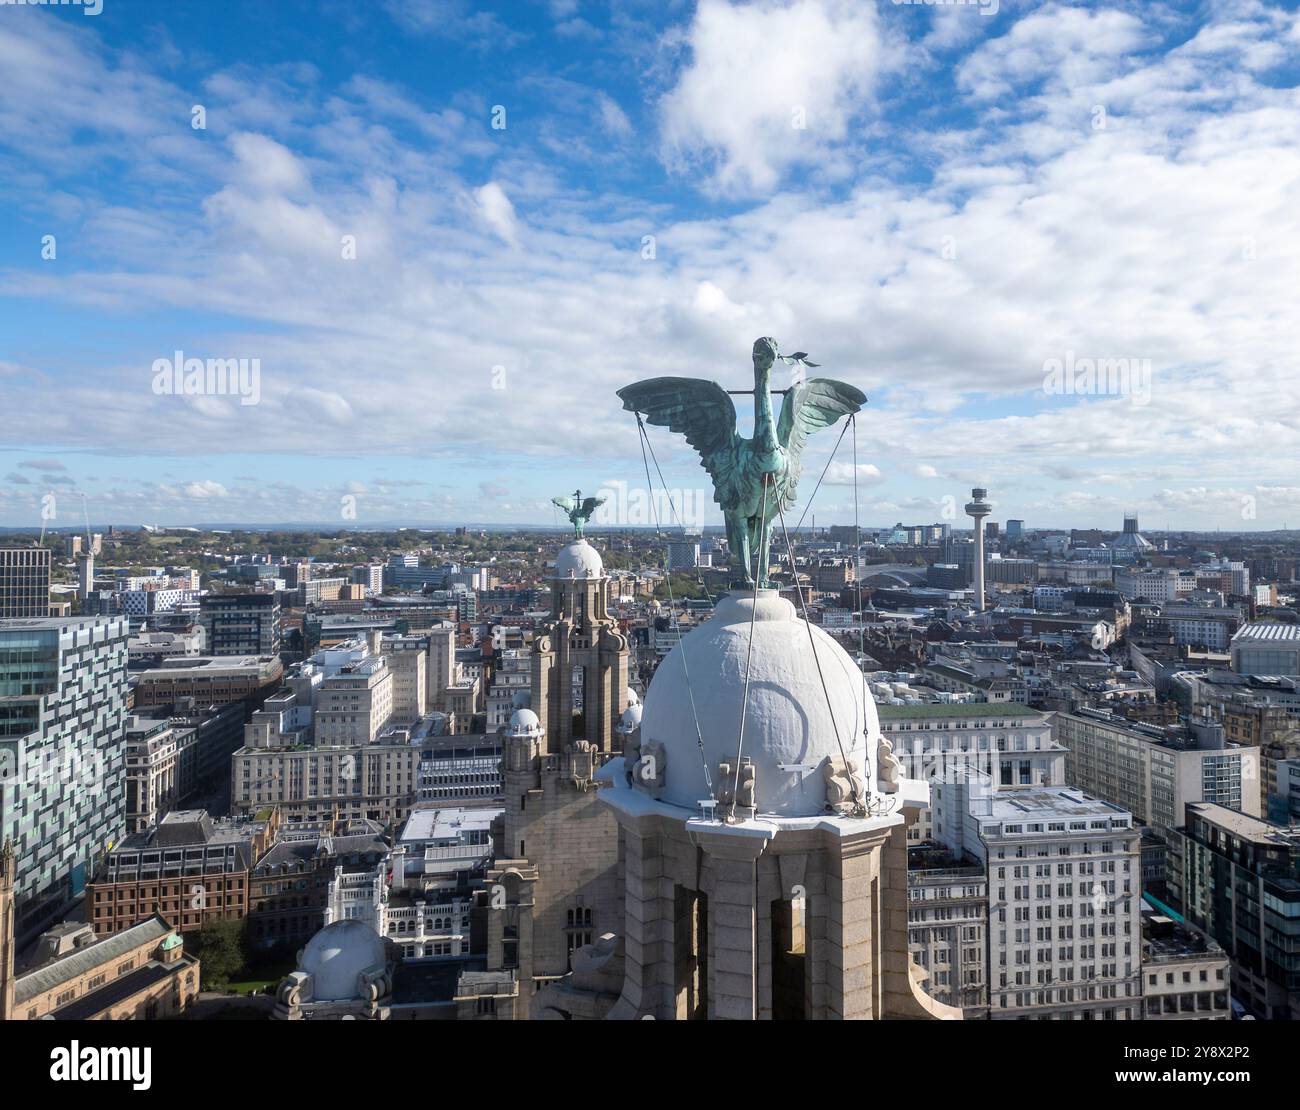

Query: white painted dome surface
[509,707,542,734]
[640,590,875,816]
[554,539,603,579]
[299,919,386,1002]
[618,703,643,731]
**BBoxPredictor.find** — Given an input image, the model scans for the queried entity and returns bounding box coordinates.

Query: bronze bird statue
[618,337,866,587]
[552,488,607,539]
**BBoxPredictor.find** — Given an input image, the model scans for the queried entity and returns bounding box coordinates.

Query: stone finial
[630,740,666,798]
[717,758,757,818]
[822,754,866,813]
[876,735,902,794]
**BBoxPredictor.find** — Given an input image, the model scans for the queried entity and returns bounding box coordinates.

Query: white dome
[618,703,643,732]
[299,920,387,1002]
[509,707,542,735]
[626,688,641,706]
[640,590,875,817]
[554,539,603,579]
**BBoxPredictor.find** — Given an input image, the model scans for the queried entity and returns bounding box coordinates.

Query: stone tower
[530,538,630,753]
[599,590,961,1021]
[479,705,627,1017]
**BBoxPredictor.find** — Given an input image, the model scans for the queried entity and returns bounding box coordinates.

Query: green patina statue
[552,489,607,539]
[618,337,866,588]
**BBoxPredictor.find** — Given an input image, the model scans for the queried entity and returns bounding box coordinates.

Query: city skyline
[3,1,1300,530]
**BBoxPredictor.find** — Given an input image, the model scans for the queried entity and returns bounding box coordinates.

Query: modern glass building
[1168,801,1300,1019]
[0,616,130,943]
[0,546,51,619]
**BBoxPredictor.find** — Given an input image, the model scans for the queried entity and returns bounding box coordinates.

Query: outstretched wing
[617,377,740,508]
[579,495,606,518]
[776,377,867,506]
[552,496,577,514]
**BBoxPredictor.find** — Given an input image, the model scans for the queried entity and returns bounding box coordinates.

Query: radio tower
[965,487,992,612]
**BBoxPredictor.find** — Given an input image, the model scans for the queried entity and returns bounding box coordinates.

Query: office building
[417,735,502,804]
[88,808,277,936]
[351,564,384,595]
[1056,709,1260,831]
[314,656,394,745]
[129,654,284,708]
[231,736,422,827]
[247,825,390,953]
[200,592,281,657]
[0,547,51,618]
[878,703,1065,841]
[666,538,701,571]
[1167,802,1300,1019]
[907,845,988,1015]
[933,777,1142,1020]
[1231,622,1300,677]
[0,615,130,944]
[122,715,199,833]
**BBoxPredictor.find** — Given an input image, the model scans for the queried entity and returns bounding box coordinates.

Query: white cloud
[596,92,632,136]
[956,5,1151,100]
[4,5,1300,529]
[228,132,311,194]
[825,462,884,486]
[660,0,884,193]
[183,480,229,498]
[472,181,520,246]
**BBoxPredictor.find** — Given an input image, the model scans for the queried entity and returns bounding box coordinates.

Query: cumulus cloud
[227,132,311,194]
[2,4,1299,529]
[660,0,884,193]
[956,5,1151,100]
[825,462,884,486]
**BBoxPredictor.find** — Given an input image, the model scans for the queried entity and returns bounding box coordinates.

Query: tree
[187,918,249,989]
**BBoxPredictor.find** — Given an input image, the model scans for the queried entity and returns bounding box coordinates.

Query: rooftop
[16,915,172,1004]
[134,655,280,676]
[1141,912,1225,963]
[399,805,501,844]
[878,701,1042,720]
[47,958,190,1020]
[1232,622,1300,643]
[1186,801,1300,846]
[983,786,1132,823]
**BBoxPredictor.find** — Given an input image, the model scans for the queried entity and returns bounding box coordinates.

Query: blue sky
[2,0,1300,532]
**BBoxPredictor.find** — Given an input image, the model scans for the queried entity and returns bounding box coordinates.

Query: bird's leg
[746,515,764,587]
[725,511,753,587]
[756,505,773,589]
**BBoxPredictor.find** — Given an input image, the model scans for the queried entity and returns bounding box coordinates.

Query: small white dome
[617,703,643,732]
[640,590,875,817]
[554,539,603,579]
[509,707,542,735]
[626,688,641,706]
[298,920,387,1002]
